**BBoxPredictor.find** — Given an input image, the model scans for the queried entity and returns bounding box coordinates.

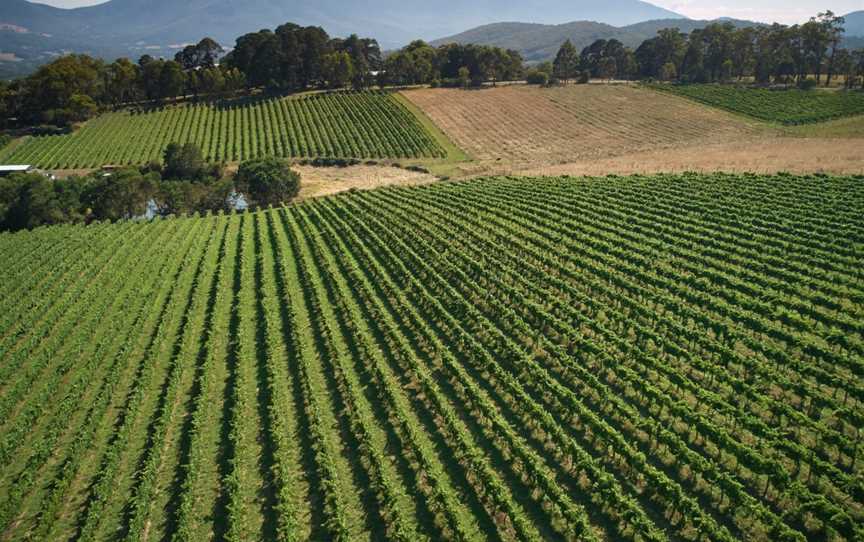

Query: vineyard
[1,173,863,541]
[0,91,445,169]
[651,84,864,124]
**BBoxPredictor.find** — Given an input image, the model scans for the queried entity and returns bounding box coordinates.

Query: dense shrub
[235,157,301,207]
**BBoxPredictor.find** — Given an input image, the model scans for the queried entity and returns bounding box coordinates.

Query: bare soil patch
[402,85,765,173]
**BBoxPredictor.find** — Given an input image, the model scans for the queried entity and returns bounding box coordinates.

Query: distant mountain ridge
[433,12,864,63]
[0,0,683,77]
[1,0,684,48]
[844,11,864,36]
[431,18,762,63]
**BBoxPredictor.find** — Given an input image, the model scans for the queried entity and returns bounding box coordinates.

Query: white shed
[0,165,34,177]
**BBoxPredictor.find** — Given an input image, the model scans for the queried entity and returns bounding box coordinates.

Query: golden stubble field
[403,84,864,177]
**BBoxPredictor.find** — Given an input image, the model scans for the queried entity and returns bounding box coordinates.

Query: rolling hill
[844,10,864,36]
[0,0,683,77]
[431,18,761,63]
[433,13,864,63]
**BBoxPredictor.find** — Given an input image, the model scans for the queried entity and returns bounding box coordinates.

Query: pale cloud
[28,0,107,7]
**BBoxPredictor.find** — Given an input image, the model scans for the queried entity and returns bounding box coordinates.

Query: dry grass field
[403,85,762,165]
[293,164,437,200]
[402,84,864,177]
[518,137,864,176]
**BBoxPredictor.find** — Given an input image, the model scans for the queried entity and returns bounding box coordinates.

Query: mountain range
[1,0,683,47]
[434,11,864,63]
[431,19,764,63]
[845,11,864,36]
[1,1,863,79]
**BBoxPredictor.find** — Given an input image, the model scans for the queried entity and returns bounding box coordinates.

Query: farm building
[0,165,34,177]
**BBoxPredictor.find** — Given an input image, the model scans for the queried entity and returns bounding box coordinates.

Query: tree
[158,61,186,100]
[107,58,140,105]
[23,55,105,125]
[68,94,98,122]
[580,39,607,77]
[322,51,354,89]
[660,62,677,81]
[458,66,471,89]
[553,39,580,83]
[162,142,209,181]
[0,173,87,231]
[801,18,829,84]
[598,57,617,81]
[175,37,224,70]
[234,158,301,207]
[526,69,550,85]
[83,169,158,221]
[819,12,846,86]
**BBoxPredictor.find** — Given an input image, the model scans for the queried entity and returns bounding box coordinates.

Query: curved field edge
[647,83,864,125]
[0,91,446,169]
[0,173,862,541]
[393,92,470,163]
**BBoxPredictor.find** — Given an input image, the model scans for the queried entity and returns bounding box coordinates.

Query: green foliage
[2,92,445,169]
[234,157,300,207]
[653,83,864,124]
[162,142,211,181]
[0,173,88,230]
[0,173,862,542]
[322,51,355,89]
[82,169,159,221]
[553,39,580,83]
[525,69,550,85]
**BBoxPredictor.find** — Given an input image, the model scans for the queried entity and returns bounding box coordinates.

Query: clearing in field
[292,163,438,200]
[1,173,862,542]
[651,84,864,124]
[402,84,764,171]
[0,91,446,169]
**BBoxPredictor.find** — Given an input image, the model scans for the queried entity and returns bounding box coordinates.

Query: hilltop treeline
[0,23,522,129]
[559,12,864,86]
[1,11,863,131]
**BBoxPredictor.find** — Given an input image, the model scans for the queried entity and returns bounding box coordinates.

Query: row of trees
[0,144,300,231]
[536,12,864,86]
[0,44,247,128]
[2,11,863,131]
[224,24,383,91]
[383,41,524,87]
[634,12,864,85]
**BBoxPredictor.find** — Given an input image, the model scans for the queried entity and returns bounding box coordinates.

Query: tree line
[1,10,863,132]
[0,22,524,130]
[543,11,864,87]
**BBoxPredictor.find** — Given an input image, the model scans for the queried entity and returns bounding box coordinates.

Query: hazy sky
[30,0,864,24]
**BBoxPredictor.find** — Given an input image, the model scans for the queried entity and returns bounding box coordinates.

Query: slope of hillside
[844,10,864,36]
[1,173,862,541]
[402,85,761,168]
[432,18,761,62]
[0,91,446,168]
[1,0,683,53]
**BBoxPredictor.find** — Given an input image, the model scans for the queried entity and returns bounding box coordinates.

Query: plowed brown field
[402,84,864,176]
[403,85,761,165]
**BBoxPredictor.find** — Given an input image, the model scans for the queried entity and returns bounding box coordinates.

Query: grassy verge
[393,91,473,178]
[781,115,864,138]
